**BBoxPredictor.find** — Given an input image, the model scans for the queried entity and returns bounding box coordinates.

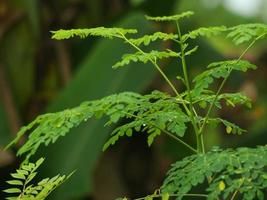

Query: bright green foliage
[192,60,257,96]
[183,26,227,40]
[112,50,180,68]
[5,10,267,200]
[204,118,246,135]
[227,23,267,45]
[193,92,252,109]
[103,90,190,150]
[145,11,194,22]
[4,158,72,200]
[161,146,267,200]
[128,32,178,46]
[6,91,190,160]
[51,27,137,40]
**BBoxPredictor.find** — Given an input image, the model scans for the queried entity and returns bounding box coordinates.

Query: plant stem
[134,193,208,200]
[230,190,239,200]
[121,111,197,153]
[176,21,203,153]
[163,130,198,153]
[198,32,267,136]
[119,33,193,123]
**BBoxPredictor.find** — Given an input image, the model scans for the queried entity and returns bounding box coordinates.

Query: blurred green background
[0,0,267,199]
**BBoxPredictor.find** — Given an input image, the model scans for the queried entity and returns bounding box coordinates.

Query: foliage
[161,146,267,200]
[4,158,72,200]
[145,11,194,21]
[51,27,137,40]
[183,26,227,40]
[192,60,257,96]
[4,11,267,200]
[112,50,180,68]
[227,24,267,45]
[192,92,252,109]
[6,90,190,160]
[128,32,178,46]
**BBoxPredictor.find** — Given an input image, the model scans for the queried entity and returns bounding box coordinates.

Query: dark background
[0,0,267,199]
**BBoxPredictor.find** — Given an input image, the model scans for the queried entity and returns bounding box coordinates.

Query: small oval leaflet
[219,181,226,191]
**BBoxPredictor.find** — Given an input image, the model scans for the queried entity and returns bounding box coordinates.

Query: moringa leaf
[128,32,178,46]
[4,158,72,200]
[51,27,137,40]
[112,49,180,68]
[192,60,257,96]
[227,23,267,45]
[161,146,267,200]
[145,11,194,22]
[183,26,227,40]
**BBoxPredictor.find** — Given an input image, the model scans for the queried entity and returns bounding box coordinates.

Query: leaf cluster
[7,91,190,160]
[192,60,257,96]
[4,158,72,200]
[51,27,137,40]
[112,50,180,68]
[161,146,267,200]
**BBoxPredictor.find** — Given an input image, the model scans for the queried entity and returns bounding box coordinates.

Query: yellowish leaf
[162,193,169,200]
[226,126,232,134]
[219,181,226,191]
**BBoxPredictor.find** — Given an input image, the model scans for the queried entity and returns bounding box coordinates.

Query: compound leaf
[128,32,178,46]
[51,27,137,40]
[112,49,180,68]
[183,26,227,40]
[193,60,257,96]
[227,23,267,45]
[161,146,267,200]
[145,11,194,22]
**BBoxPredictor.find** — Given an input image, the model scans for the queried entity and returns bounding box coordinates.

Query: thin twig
[134,193,208,200]
[120,111,197,153]
[199,33,267,136]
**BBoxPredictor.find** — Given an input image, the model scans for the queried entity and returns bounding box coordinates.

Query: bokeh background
[0,0,267,199]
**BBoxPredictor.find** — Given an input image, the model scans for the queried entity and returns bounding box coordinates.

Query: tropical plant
[4,11,267,199]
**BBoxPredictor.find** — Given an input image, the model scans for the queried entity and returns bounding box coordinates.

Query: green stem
[229,178,244,200]
[176,21,203,153]
[119,33,192,122]
[134,193,208,200]
[198,33,266,136]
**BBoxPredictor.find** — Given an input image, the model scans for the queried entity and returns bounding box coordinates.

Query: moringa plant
[4,11,267,200]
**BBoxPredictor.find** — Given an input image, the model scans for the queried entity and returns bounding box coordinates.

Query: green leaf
[148,129,161,146]
[162,193,169,200]
[218,181,225,191]
[227,23,267,45]
[112,49,180,69]
[205,118,246,135]
[51,27,137,40]
[6,180,23,186]
[145,11,194,22]
[103,91,189,150]
[128,32,178,46]
[11,173,25,180]
[183,26,227,40]
[38,12,158,200]
[184,46,198,56]
[192,92,252,109]
[161,146,267,200]
[226,126,232,134]
[3,188,21,193]
[193,60,257,96]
